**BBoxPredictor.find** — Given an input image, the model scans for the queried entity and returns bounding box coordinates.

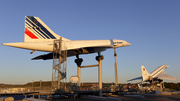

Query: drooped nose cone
[123,41,131,46]
[126,42,131,46]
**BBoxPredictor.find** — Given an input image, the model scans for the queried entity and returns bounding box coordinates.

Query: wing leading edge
[155,70,178,80]
[127,76,142,82]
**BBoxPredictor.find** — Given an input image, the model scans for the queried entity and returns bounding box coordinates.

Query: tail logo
[143,68,145,71]
[25,16,56,39]
[25,28,38,39]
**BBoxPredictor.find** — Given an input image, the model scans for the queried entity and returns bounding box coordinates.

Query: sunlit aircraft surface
[2,16,131,60]
[127,65,177,83]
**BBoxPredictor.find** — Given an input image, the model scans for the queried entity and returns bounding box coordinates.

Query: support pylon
[52,37,67,91]
[75,57,83,87]
[58,37,62,89]
[77,67,81,87]
[113,48,119,86]
[96,55,104,97]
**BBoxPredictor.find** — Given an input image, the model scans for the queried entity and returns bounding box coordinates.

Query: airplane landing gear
[75,55,83,67]
[96,52,104,61]
[74,55,83,87]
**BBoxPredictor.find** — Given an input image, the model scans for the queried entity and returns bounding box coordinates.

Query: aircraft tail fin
[24,16,70,42]
[141,65,150,81]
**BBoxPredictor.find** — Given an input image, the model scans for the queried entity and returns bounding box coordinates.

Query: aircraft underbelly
[71,47,106,56]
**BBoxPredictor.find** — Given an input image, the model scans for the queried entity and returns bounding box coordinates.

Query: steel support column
[113,48,119,86]
[96,55,104,97]
[77,67,81,87]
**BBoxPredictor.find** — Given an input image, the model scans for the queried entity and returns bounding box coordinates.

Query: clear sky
[0,0,180,84]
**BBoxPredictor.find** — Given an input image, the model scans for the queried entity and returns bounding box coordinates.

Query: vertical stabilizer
[24,16,70,42]
[141,65,150,81]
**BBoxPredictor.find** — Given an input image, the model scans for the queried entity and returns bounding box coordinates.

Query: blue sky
[0,0,180,84]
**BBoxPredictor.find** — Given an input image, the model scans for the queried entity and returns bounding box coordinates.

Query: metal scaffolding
[52,37,67,91]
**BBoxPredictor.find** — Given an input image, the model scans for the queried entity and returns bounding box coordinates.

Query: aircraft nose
[127,42,131,46]
[126,42,131,46]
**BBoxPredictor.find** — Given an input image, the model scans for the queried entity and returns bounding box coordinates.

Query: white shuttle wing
[155,70,178,80]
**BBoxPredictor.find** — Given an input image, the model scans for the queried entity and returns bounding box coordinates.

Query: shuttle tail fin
[141,65,150,81]
[24,16,70,42]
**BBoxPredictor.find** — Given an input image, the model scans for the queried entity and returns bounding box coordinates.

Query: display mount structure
[52,37,67,91]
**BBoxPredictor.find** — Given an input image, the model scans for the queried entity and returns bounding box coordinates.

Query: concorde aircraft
[2,16,131,60]
[127,65,178,83]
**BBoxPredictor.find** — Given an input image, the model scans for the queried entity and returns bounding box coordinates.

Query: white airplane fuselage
[2,16,131,60]
[2,39,131,52]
